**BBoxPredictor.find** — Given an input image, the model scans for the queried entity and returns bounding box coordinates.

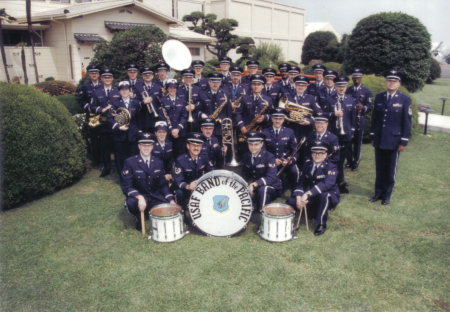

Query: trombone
[222,118,240,167]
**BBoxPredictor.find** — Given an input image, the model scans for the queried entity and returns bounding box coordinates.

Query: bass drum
[188,170,253,237]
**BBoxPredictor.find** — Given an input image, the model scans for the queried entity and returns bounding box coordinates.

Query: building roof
[74,33,105,42]
[14,0,183,26]
[105,21,155,31]
[169,27,217,43]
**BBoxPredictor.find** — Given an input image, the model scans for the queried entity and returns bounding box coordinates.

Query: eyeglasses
[312,152,326,156]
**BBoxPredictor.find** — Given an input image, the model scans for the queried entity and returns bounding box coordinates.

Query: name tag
[154,170,161,173]
[281,137,289,140]
[256,164,265,168]
[136,170,143,173]
[317,175,325,179]
[393,103,403,107]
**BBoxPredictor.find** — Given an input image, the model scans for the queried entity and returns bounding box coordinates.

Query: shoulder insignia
[139,160,142,162]
[409,106,412,115]
[175,167,181,174]
[269,163,275,168]
[209,161,213,166]
[79,91,83,95]
[123,170,129,176]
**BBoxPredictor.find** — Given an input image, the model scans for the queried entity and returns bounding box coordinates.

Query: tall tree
[17,42,28,85]
[26,0,39,83]
[0,8,16,82]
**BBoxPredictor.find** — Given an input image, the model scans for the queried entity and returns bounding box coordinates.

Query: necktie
[146,159,149,168]
[252,156,255,165]
[387,94,391,103]
[194,158,197,169]
[328,89,331,95]
[208,138,211,145]
[106,89,110,98]
[94,84,98,90]
[125,101,128,109]
[212,93,217,103]
[311,164,316,176]
[275,129,279,138]
[317,133,320,140]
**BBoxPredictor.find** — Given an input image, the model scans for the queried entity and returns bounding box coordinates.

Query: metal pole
[442,99,446,116]
[424,112,429,135]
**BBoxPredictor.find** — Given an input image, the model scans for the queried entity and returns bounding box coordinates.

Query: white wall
[0,47,59,83]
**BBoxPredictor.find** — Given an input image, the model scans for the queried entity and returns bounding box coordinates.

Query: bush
[344,12,431,93]
[34,80,77,96]
[426,57,441,83]
[205,58,220,68]
[238,56,279,72]
[287,60,298,65]
[202,61,219,76]
[302,62,344,75]
[301,31,339,65]
[1,83,86,209]
[250,41,284,65]
[56,94,84,115]
[45,77,55,81]
[346,75,419,141]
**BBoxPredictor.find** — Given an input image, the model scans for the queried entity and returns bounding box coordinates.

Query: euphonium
[279,96,313,124]
[221,118,240,167]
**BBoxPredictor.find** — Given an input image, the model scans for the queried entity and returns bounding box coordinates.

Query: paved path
[441,65,450,79]
[418,111,450,133]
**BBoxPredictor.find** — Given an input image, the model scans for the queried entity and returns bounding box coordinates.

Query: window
[189,47,200,56]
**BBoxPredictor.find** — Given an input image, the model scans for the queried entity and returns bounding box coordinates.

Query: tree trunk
[206,43,219,58]
[0,21,10,82]
[21,45,28,85]
[26,0,39,83]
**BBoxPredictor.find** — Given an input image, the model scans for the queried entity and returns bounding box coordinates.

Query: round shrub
[344,12,431,93]
[34,80,77,96]
[426,57,441,83]
[205,58,220,68]
[346,75,419,141]
[1,83,87,209]
[301,31,339,65]
[56,94,84,115]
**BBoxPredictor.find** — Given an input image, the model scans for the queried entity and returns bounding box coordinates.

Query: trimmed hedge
[1,83,86,209]
[426,57,441,83]
[347,75,419,141]
[56,94,84,115]
[34,80,77,96]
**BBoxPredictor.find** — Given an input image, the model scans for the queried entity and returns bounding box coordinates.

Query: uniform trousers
[337,138,350,185]
[286,192,339,225]
[374,148,400,200]
[89,127,101,165]
[114,140,138,182]
[125,196,168,224]
[346,129,364,169]
[278,163,300,192]
[169,135,186,159]
[253,186,280,212]
[99,133,113,171]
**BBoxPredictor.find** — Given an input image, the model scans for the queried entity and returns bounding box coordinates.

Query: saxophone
[238,95,269,142]
[209,93,228,123]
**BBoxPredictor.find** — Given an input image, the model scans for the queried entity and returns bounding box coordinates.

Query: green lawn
[1,132,450,311]
[413,78,450,116]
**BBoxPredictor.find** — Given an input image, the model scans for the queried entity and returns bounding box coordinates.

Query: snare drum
[189,170,253,237]
[149,204,185,242]
[259,203,295,242]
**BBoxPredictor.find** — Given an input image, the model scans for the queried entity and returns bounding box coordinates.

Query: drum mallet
[140,211,146,236]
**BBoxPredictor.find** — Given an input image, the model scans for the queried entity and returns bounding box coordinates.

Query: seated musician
[122,133,176,231]
[304,115,339,165]
[158,79,187,158]
[241,131,282,213]
[286,141,340,236]
[262,108,300,192]
[283,75,323,145]
[199,117,225,169]
[152,121,173,182]
[173,132,214,213]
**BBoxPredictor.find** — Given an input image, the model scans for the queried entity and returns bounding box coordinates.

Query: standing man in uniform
[178,68,201,133]
[286,141,340,236]
[241,131,282,213]
[155,62,170,88]
[306,64,327,99]
[274,63,292,92]
[345,68,372,171]
[122,133,175,231]
[78,64,103,166]
[152,121,173,182]
[135,66,161,132]
[219,56,233,84]
[262,68,282,107]
[369,69,411,205]
[192,60,209,91]
[241,60,259,86]
[317,69,338,111]
[224,65,248,103]
[90,68,120,177]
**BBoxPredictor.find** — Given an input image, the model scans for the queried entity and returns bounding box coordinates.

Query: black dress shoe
[381,199,390,205]
[99,170,110,178]
[135,221,142,231]
[351,167,358,172]
[369,196,382,202]
[344,163,351,169]
[339,183,349,194]
[314,224,327,236]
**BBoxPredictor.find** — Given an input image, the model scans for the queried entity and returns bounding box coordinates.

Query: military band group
[79,58,412,236]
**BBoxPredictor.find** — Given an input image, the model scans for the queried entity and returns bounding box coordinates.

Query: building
[1,0,306,83]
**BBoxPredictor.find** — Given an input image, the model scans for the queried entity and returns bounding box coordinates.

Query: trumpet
[187,83,194,123]
[335,98,346,135]
[279,96,313,124]
[222,118,240,167]
[142,90,159,118]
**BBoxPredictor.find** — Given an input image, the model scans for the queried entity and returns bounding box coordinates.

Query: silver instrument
[162,40,192,71]
[335,98,346,135]
[222,118,240,167]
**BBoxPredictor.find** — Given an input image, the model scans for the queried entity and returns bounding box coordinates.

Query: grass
[413,78,450,116]
[1,131,450,311]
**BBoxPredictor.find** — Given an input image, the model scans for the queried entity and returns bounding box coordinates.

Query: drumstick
[304,206,309,231]
[140,211,146,236]
[296,206,303,229]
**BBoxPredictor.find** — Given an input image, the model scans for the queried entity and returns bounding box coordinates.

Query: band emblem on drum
[213,195,230,213]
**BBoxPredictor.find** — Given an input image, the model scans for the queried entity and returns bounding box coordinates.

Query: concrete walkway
[418,111,450,133]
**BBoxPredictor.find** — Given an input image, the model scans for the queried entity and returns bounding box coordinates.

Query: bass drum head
[189,170,253,237]
[150,203,182,217]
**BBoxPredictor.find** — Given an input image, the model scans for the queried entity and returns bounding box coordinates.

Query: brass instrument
[221,118,240,167]
[232,86,245,114]
[335,98,346,135]
[279,96,313,124]
[209,93,228,123]
[238,95,269,142]
[187,83,194,123]
[277,137,306,177]
[142,90,159,118]
[88,112,108,128]
[157,96,172,128]
[111,107,131,127]
[161,86,168,97]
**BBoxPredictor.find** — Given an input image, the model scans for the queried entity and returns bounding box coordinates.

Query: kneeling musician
[286,141,340,236]
[122,133,176,231]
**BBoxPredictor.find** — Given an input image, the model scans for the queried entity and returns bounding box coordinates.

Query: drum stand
[295,206,309,231]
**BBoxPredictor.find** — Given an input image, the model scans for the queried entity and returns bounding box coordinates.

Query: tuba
[111,107,131,127]
[221,118,240,167]
[279,96,313,124]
